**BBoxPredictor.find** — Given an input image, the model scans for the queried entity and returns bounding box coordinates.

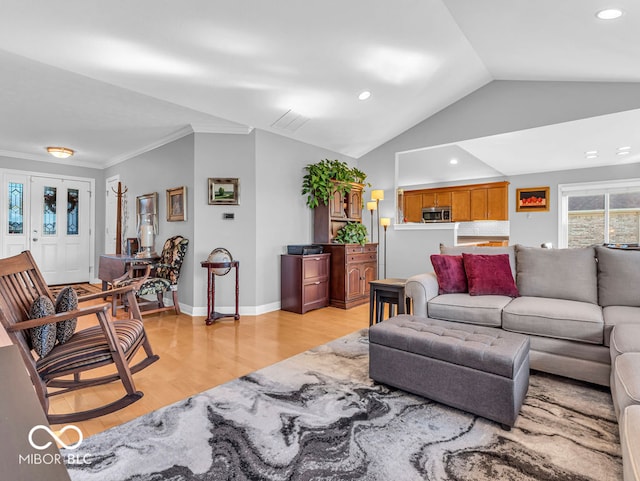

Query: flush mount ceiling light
[596,8,623,20]
[46,146,74,159]
[358,91,371,101]
[449,158,458,165]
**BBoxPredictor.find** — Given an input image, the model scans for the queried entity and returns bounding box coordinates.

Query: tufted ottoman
[369,315,530,428]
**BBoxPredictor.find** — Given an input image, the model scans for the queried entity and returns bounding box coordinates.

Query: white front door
[29,176,91,284]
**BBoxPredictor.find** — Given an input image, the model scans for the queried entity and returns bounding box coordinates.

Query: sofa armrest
[406,272,439,318]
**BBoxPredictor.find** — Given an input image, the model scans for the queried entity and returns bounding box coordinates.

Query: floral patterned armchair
[117,235,189,315]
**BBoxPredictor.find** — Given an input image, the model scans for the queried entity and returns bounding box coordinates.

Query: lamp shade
[366,201,377,211]
[371,189,384,201]
[380,217,391,227]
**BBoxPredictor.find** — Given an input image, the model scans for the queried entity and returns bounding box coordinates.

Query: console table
[98,253,159,290]
[201,260,240,325]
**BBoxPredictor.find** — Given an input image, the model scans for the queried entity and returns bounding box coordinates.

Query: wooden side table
[369,278,410,326]
[201,260,240,325]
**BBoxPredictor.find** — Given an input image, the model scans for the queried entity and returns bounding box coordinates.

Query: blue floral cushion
[28,296,57,357]
[55,286,78,344]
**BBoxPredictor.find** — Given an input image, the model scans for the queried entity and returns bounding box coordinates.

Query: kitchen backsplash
[456,221,510,237]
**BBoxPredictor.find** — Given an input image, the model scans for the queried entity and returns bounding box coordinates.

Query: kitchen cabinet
[404,192,423,222]
[451,190,471,221]
[281,254,330,314]
[322,243,377,309]
[401,181,509,223]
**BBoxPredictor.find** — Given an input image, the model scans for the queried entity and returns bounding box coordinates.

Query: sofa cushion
[613,353,640,419]
[610,323,640,364]
[428,293,513,327]
[462,253,519,297]
[596,246,640,307]
[603,306,640,347]
[430,255,467,294]
[620,405,640,481]
[515,245,598,304]
[502,296,604,344]
[441,244,516,279]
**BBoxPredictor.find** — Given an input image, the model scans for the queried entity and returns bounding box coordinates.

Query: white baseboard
[181,301,281,317]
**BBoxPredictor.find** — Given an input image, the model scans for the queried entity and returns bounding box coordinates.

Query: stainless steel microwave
[422,206,451,223]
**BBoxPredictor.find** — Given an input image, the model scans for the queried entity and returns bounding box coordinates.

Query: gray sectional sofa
[405,244,640,480]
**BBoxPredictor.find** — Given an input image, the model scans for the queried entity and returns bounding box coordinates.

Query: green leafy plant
[334,222,368,245]
[301,159,369,209]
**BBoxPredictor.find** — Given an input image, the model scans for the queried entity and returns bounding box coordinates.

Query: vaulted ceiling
[1,0,639,169]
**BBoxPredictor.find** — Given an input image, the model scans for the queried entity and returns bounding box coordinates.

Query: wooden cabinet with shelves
[281,253,330,314]
[322,243,377,309]
[314,183,364,243]
[423,191,452,208]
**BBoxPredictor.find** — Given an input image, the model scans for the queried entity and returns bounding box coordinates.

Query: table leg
[398,291,405,315]
[369,286,375,326]
[234,264,240,320]
[205,270,216,325]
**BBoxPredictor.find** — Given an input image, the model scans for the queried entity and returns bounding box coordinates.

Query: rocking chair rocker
[0,250,159,424]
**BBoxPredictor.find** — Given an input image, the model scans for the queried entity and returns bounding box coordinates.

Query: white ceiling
[0,0,639,170]
[398,108,640,186]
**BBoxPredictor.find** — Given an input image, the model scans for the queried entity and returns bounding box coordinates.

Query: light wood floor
[49,302,370,441]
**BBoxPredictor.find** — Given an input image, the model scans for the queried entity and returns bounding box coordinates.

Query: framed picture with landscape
[208,178,239,205]
[516,186,550,212]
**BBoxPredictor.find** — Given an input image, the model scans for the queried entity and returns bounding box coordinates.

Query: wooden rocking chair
[0,251,159,424]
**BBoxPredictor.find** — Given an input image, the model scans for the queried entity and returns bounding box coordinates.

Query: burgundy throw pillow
[430,255,468,294]
[462,253,519,297]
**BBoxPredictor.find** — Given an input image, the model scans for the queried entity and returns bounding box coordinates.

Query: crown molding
[103,123,253,168]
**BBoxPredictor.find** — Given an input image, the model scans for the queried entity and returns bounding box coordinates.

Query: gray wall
[358,80,640,278]
[104,135,196,307]
[103,128,355,314]
[0,155,105,274]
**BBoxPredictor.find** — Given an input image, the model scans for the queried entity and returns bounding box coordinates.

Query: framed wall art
[166,186,187,221]
[136,192,158,217]
[516,186,550,212]
[208,178,239,205]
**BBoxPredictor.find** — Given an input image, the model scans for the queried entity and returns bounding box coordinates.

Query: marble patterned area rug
[64,330,621,481]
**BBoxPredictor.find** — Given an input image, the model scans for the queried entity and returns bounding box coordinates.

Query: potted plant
[301,159,368,209]
[334,222,368,245]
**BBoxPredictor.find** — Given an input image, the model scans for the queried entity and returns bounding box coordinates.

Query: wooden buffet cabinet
[403,181,509,222]
[281,253,330,314]
[322,243,377,309]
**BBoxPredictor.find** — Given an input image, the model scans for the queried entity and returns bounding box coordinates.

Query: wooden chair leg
[172,290,181,315]
[157,292,165,308]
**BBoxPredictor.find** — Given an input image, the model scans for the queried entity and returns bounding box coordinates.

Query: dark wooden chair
[0,250,159,424]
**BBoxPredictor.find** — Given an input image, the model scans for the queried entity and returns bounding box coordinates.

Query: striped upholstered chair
[0,250,159,424]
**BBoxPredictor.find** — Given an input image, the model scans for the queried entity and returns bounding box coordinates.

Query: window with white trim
[559,179,640,248]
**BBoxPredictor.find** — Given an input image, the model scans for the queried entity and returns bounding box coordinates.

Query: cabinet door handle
[314,281,321,285]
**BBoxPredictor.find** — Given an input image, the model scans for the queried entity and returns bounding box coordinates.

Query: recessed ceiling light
[449,159,458,165]
[596,8,623,20]
[586,155,598,159]
[46,146,74,159]
[585,150,598,155]
[617,146,631,151]
[617,151,630,156]
[358,91,371,101]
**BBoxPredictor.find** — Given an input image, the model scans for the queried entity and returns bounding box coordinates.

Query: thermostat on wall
[223,213,235,220]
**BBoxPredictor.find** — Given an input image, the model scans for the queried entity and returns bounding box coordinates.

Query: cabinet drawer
[302,280,329,310]
[302,256,329,280]
[348,253,377,263]
[346,245,364,254]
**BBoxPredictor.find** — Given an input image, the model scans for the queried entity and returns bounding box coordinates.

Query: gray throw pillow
[55,286,78,344]
[28,295,57,357]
